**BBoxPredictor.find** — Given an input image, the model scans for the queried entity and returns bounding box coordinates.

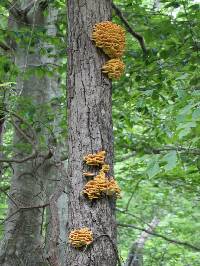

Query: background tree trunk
[0,2,67,265]
[66,1,117,265]
[125,218,160,266]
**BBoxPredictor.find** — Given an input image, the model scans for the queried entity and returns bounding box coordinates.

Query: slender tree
[0,2,67,265]
[66,1,118,265]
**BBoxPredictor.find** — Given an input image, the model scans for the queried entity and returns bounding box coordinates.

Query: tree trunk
[66,1,117,266]
[125,218,160,266]
[0,2,67,265]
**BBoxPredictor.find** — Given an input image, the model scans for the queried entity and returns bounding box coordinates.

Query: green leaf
[146,159,160,178]
[163,150,177,171]
[192,108,200,121]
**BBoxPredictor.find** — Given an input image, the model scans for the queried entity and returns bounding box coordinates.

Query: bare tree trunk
[43,7,68,265]
[66,1,117,265]
[0,2,66,265]
[125,218,160,266]
[0,99,5,178]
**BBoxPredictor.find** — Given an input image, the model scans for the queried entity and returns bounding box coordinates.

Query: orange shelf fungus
[92,21,125,58]
[107,178,121,198]
[83,172,96,177]
[101,164,110,173]
[102,59,125,80]
[83,171,121,200]
[83,151,106,166]
[83,172,108,200]
[69,228,93,248]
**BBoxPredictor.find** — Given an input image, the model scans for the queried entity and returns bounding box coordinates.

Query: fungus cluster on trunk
[92,21,126,80]
[68,20,125,249]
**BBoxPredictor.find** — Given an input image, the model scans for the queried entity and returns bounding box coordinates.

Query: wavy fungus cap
[107,178,121,198]
[69,228,93,248]
[83,151,106,166]
[83,172,109,200]
[101,164,110,173]
[92,21,125,58]
[102,59,125,80]
[83,171,121,200]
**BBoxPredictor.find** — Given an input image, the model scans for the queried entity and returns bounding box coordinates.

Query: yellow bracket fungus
[83,151,106,166]
[83,172,96,177]
[92,21,125,58]
[83,171,121,200]
[102,59,125,80]
[107,178,121,198]
[69,228,93,248]
[101,164,110,173]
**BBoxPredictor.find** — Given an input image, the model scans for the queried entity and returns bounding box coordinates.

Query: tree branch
[0,149,54,164]
[112,3,147,55]
[118,223,200,252]
[0,42,12,51]
[117,145,200,162]
[23,0,49,14]
[7,0,49,23]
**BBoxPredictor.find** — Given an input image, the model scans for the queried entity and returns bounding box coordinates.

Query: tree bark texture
[66,1,117,266]
[0,2,67,266]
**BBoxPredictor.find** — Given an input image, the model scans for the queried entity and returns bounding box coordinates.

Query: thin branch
[0,203,49,226]
[10,112,38,143]
[117,145,200,162]
[7,1,21,17]
[11,119,35,146]
[0,42,12,51]
[23,0,39,14]
[112,3,147,55]
[0,151,37,164]
[0,148,53,164]
[0,188,18,208]
[116,208,154,228]
[125,178,143,211]
[23,0,49,14]
[118,223,200,252]
[144,145,200,156]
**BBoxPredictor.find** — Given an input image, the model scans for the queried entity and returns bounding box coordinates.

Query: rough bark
[66,1,117,266]
[0,2,67,266]
[0,102,5,178]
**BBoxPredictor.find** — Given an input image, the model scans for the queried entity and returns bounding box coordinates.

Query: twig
[11,118,35,146]
[0,188,18,208]
[0,203,49,226]
[118,223,200,252]
[0,151,38,164]
[118,146,200,162]
[0,149,53,164]
[23,0,49,14]
[116,208,151,228]
[112,3,147,55]
[0,42,11,51]
[23,0,39,14]
[125,178,143,211]
[10,112,38,143]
